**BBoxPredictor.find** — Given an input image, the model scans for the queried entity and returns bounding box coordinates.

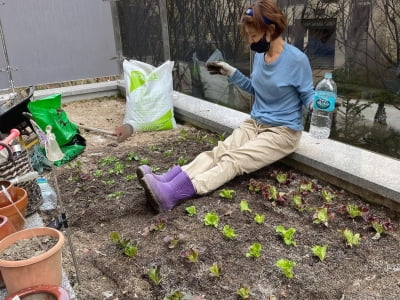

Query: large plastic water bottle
[37,177,57,210]
[309,73,337,139]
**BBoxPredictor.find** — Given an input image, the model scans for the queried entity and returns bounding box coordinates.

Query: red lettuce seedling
[299,180,315,195]
[150,217,168,231]
[248,178,263,194]
[180,247,201,263]
[370,218,396,240]
[163,233,185,249]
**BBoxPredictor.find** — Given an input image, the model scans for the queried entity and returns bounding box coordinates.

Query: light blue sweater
[229,42,314,131]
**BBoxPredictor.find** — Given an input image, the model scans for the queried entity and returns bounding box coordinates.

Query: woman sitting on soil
[138,0,315,213]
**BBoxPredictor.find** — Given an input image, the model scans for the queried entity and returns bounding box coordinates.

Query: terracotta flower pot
[0,187,28,231]
[0,180,16,208]
[0,227,65,295]
[0,215,16,241]
[5,284,70,300]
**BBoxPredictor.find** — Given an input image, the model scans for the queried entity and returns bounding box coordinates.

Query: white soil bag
[123,59,176,131]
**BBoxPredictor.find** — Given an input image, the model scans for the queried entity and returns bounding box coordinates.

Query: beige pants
[182,119,301,194]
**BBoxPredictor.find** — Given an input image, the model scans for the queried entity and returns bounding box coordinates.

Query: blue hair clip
[245,8,273,25]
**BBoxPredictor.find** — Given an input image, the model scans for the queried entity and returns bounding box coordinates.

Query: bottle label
[313,91,336,112]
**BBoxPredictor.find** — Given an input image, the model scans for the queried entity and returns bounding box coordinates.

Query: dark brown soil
[36,124,400,300]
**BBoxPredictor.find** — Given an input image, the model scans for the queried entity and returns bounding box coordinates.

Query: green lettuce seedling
[313,207,329,227]
[275,172,288,184]
[221,225,237,239]
[346,204,362,218]
[291,193,306,212]
[185,205,197,216]
[209,262,221,278]
[311,245,328,261]
[254,213,265,224]
[321,189,335,203]
[275,259,296,279]
[275,225,297,246]
[245,243,262,258]
[110,231,138,258]
[237,287,251,299]
[204,212,219,228]
[148,264,161,285]
[299,181,314,194]
[240,200,251,213]
[341,228,361,248]
[219,189,235,199]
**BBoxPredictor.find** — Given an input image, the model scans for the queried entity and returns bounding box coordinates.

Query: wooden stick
[77,124,115,136]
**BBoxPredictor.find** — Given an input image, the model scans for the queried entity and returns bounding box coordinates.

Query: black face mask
[250,34,270,53]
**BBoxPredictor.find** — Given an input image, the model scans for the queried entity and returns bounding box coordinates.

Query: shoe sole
[142,176,164,213]
[136,166,147,186]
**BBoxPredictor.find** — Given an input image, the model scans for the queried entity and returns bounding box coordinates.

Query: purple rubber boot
[142,171,196,213]
[136,165,182,185]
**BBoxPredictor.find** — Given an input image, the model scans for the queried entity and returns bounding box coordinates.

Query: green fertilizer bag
[123,59,176,131]
[28,93,86,165]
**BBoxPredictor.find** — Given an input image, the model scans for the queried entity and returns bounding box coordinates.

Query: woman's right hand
[206,61,236,76]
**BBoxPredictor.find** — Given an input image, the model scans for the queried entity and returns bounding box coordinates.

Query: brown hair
[240,0,287,41]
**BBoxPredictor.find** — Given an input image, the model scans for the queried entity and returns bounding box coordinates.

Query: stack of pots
[0,180,68,298]
[0,180,28,231]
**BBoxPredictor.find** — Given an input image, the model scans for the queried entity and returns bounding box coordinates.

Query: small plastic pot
[5,284,70,300]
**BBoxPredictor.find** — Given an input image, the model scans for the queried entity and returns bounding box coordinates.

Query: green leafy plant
[163,233,185,249]
[93,169,103,178]
[148,264,161,285]
[108,191,123,199]
[178,129,189,140]
[150,218,167,231]
[221,225,238,239]
[139,157,150,165]
[346,204,362,218]
[209,262,221,277]
[110,231,138,258]
[240,200,251,213]
[341,229,361,248]
[99,156,118,167]
[218,189,235,199]
[237,287,251,299]
[185,205,197,216]
[275,259,296,279]
[125,174,136,181]
[164,149,174,157]
[177,156,187,166]
[311,245,328,261]
[204,212,219,228]
[313,207,329,227]
[180,247,200,263]
[248,178,263,194]
[370,218,395,240]
[164,290,185,300]
[321,189,335,203]
[291,193,306,212]
[254,213,265,224]
[275,225,297,246]
[245,243,262,258]
[299,181,314,194]
[126,152,139,161]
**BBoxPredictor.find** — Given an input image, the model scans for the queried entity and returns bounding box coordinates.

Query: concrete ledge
[41,81,400,211]
[34,81,120,103]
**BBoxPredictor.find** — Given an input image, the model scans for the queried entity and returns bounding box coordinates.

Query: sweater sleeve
[296,57,315,112]
[228,70,255,95]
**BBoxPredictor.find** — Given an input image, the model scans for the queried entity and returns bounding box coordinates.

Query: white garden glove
[206,61,236,76]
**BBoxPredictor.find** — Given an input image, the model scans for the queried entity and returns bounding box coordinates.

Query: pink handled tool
[0,129,20,150]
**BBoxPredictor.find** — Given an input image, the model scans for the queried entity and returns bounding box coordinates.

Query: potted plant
[0,226,65,294]
[5,284,70,300]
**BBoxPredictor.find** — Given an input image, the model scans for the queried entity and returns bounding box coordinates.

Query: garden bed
[38,98,400,300]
